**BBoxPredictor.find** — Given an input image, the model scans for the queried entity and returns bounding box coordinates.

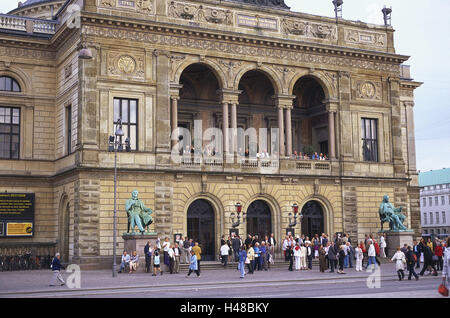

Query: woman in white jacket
[355,243,364,272]
[442,237,450,286]
[391,247,406,281]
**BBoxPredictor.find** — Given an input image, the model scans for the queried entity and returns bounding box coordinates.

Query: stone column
[285,106,292,157]
[278,106,285,157]
[231,103,237,154]
[404,101,417,172]
[222,102,229,154]
[328,111,336,159]
[170,96,179,148]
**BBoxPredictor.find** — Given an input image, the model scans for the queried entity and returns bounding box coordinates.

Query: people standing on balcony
[244,148,250,158]
[312,152,319,160]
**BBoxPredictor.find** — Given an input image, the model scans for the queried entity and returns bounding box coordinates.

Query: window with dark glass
[361,118,378,162]
[0,107,20,159]
[0,76,21,92]
[113,98,138,150]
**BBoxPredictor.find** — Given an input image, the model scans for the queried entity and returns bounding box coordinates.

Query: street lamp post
[230,202,245,229]
[109,118,130,277]
[288,203,302,228]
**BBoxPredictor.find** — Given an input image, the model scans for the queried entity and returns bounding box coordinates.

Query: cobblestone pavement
[0,264,444,298]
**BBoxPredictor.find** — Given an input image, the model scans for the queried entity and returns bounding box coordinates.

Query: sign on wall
[0,193,35,237]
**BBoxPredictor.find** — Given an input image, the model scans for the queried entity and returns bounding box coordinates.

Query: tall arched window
[0,76,21,92]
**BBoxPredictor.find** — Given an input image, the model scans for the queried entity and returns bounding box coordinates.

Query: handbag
[245,258,250,264]
[438,281,449,297]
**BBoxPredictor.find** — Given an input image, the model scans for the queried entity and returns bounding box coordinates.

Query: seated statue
[125,190,153,234]
[379,195,408,232]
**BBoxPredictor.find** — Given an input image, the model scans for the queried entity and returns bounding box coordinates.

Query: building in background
[419,169,450,237]
[0,0,422,268]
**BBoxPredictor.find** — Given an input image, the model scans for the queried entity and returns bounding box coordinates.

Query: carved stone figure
[125,190,153,234]
[379,195,408,232]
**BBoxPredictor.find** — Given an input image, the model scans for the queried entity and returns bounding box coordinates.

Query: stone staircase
[178,257,392,271]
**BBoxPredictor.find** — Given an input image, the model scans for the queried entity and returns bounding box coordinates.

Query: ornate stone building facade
[0,0,422,267]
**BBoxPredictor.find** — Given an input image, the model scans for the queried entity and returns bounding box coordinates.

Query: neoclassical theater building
[0,0,422,267]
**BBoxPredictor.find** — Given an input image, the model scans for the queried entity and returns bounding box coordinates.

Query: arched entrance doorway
[187,199,215,261]
[301,201,325,239]
[58,197,70,262]
[292,76,329,157]
[246,200,272,240]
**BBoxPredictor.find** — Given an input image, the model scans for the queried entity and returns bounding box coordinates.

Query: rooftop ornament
[382,6,392,26]
[333,0,343,19]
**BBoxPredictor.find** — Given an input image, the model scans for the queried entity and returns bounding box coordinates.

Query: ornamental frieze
[168,1,233,25]
[0,46,55,60]
[107,51,145,79]
[281,18,337,41]
[83,25,400,74]
[344,28,386,48]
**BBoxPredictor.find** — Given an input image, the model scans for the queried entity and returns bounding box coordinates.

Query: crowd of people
[48,232,449,287]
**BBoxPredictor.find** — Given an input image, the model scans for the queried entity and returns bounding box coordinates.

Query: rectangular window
[361,118,378,162]
[442,196,445,205]
[430,212,433,224]
[423,213,427,225]
[443,211,446,224]
[66,105,72,155]
[423,198,426,207]
[113,98,138,151]
[436,212,440,224]
[435,197,439,206]
[0,107,20,159]
[429,197,432,207]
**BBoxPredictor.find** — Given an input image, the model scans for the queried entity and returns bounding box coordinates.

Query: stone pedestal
[384,231,414,258]
[122,233,158,272]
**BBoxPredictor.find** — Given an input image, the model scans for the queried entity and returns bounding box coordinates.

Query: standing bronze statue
[378,195,409,232]
[125,190,153,234]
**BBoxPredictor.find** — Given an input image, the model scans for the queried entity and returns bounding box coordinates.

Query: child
[152,249,163,276]
[355,243,364,272]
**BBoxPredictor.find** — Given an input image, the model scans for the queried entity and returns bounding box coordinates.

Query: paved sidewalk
[0,263,441,296]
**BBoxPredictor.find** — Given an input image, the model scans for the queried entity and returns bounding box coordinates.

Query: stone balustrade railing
[178,156,331,175]
[0,14,58,35]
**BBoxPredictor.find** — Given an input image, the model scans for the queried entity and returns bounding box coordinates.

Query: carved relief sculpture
[168,1,233,25]
[101,0,116,7]
[354,80,382,101]
[108,51,145,79]
[281,18,337,41]
[136,0,153,13]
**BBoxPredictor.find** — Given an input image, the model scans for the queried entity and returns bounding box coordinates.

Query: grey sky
[1,0,449,173]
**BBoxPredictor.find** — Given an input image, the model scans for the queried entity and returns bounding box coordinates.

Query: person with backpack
[405,246,419,281]
[49,253,65,286]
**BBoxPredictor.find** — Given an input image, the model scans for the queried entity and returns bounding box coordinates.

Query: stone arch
[298,195,334,237]
[173,58,227,89]
[58,193,71,262]
[243,194,282,245]
[288,71,332,100]
[0,67,31,94]
[183,192,224,260]
[233,64,282,95]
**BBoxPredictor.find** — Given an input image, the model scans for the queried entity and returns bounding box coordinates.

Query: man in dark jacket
[50,253,65,286]
[144,241,152,273]
[232,235,241,262]
[245,235,252,249]
[419,245,437,276]
[286,245,294,271]
[327,242,338,273]
[405,246,419,280]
